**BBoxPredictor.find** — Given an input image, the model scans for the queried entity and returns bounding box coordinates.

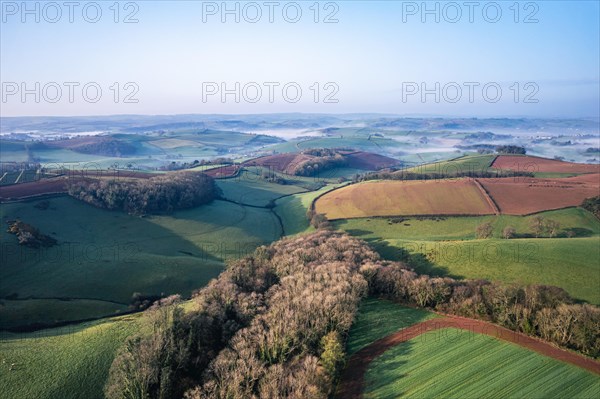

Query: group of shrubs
[476,216,562,239]
[105,230,599,399]
[67,171,220,215]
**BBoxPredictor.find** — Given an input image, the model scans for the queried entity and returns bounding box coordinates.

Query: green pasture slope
[217,169,308,207]
[335,208,600,304]
[0,300,199,399]
[363,328,600,399]
[346,298,437,356]
[0,312,145,399]
[274,183,348,235]
[402,154,496,175]
[0,196,280,329]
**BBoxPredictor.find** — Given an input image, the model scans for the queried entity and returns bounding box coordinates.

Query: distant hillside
[243,149,400,177]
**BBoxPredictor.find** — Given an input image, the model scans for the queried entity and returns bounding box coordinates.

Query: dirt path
[336,316,600,399]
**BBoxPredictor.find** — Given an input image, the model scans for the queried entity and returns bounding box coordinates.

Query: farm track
[336,316,600,399]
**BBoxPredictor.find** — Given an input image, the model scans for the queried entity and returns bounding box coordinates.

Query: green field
[217,169,308,207]
[335,209,600,304]
[364,328,600,399]
[0,299,129,330]
[402,154,496,175]
[274,183,347,235]
[0,196,280,328]
[0,313,145,399]
[346,298,436,355]
[334,208,600,241]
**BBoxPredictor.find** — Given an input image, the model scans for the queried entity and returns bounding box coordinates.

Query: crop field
[346,299,437,356]
[0,177,70,200]
[315,179,495,219]
[242,153,313,174]
[363,328,600,399]
[0,196,280,328]
[492,155,600,174]
[478,175,600,215]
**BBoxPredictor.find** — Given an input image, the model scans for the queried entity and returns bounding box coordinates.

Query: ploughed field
[314,179,496,219]
[491,155,600,174]
[479,174,600,215]
[315,173,600,219]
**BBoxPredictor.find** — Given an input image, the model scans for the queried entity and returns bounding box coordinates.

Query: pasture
[0,313,145,399]
[402,154,496,175]
[335,208,600,303]
[363,328,600,399]
[217,169,308,207]
[315,180,495,219]
[334,208,600,241]
[0,196,280,328]
[274,183,347,235]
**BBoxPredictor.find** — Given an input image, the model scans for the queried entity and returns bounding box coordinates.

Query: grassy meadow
[335,209,600,303]
[0,196,281,328]
[0,313,145,399]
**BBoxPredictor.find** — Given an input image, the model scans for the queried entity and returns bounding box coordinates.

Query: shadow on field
[363,345,411,397]
[363,239,463,279]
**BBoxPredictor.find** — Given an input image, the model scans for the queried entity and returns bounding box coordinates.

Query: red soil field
[243,151,400,175]
[343,151,401,170]
[315,179,495,219]
[491,155,600,174]
[242,153,313,175]
[477,174,600,215]
[336,316,600,399]
[204,165,241,178]
[0,171,158,200]
[44,136,107,149]
[0,177,70,200]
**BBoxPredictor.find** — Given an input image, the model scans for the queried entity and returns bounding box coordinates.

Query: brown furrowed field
[343,151,401,169]
[491,155,600,174]
[0,170,158,200]
[478,174,600,215]
[242,153,313,174]
[204,164,241,178]
[0,177,70,200]
[314,179,495,219]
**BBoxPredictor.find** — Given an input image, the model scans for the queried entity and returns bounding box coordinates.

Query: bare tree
[529,216,545,238]
[545,219,560,238]
[476,222,493,239]
[502,226,516,239]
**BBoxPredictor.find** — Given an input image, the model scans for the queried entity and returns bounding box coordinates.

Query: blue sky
[1,1,599,117]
